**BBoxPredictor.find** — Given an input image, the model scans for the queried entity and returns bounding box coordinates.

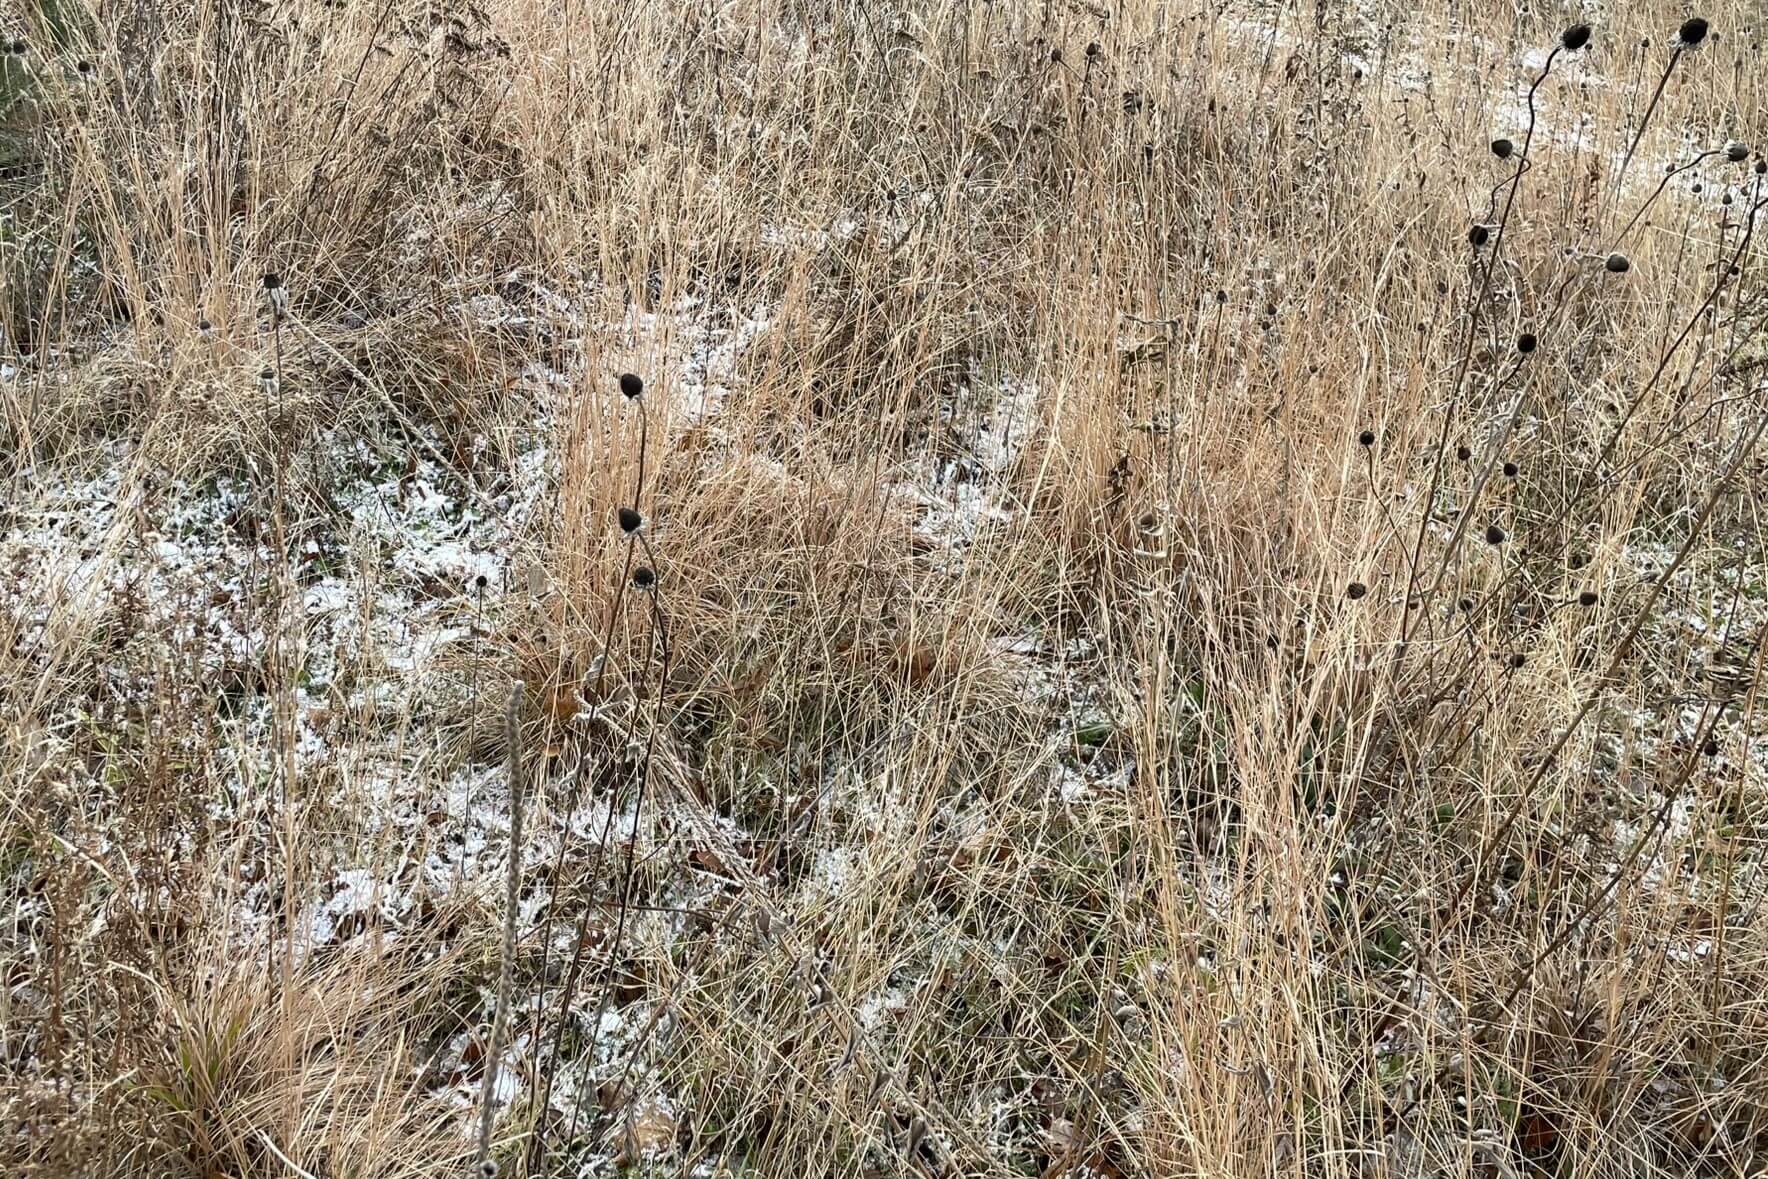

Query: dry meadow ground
[4,0,1768,1175]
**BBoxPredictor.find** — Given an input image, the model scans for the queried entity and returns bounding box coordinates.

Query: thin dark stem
[1614,48,1684,203]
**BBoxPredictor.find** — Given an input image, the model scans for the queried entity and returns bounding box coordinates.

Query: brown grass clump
[5,1,1768,1177]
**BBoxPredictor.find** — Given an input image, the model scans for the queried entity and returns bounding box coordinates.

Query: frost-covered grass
[4,1,1768,1177]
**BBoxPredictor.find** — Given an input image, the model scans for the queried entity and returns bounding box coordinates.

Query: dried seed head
[478,1162,499,1179]
[1458,596,1475,612]
[1508,652,1526,669]
[1456,445,1472,461]
[197,318,213,336]
[1491,137,1515,159]
[1577,589,1598,606]
[474,573,489,591]
[618,372,644,399]
[1086,41,1102,58]
[262,273,281,290]
[1726,141,1750,162]
[7,39,25,56]
[632,565,657,590]
[1485,523,1508,545]
[76,59,93,76]
[1346,581,1368,600]
[617,506,643,533]
[1517,332,1537,354]
[1502,461,1519,477]
[1758,159,1768,175]
[1358,429,1375,447]
[1677,17,1709,47]
[1468,224,1490,247]
[1605,252,1631,272]
[1560,24,1592,51]
[1702,737,1720,756]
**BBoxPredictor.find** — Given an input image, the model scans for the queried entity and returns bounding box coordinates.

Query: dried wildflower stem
[563,585,673,1154]
[1500,706,1727,1011]
[1437,402,1768,932]
[527,394,653,1157]
[1613,46,1685,207]
[1400,47,1558,643]
[476,680,528,1174]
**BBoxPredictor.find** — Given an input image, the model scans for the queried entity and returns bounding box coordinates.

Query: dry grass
[4,0,1768,1176]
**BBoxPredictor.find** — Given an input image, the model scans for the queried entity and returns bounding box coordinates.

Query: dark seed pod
[7,39,25,56]
[1491,138,1515,159]
[1758,159,1768,175]
[1561,23,1592,51]
[1346,581,1368,600]
[1502,461,1519,477]
[1358,429,1376,447]
[1677,17,1709,47]
[1458,596,1475,612]
[262,273,281,290]
[1456,445,1472,461]
[1508,652,1526,669]
[618,372,644,399]
[1485,523,1508,545]
[1605,252,1631,272]
[1469,224,1490,247]
[1517,332,1537,353]
[1577,589,1598,606]
[617,507,642,533]
[475,573,489,591]
[1702,737,1720,756]
[1085,41,1101,58]
[1727,141,1750,162]
[632,565,657,590]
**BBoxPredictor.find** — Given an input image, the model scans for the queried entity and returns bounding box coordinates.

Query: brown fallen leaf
[616,1095,677,1161]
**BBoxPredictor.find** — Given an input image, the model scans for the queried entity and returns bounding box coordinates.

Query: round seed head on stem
[619,372,644,399]
[1677,17,1709,47]
[1561,23,1592,51]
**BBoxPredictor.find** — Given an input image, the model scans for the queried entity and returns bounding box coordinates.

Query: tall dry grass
[3,0,1767,1176]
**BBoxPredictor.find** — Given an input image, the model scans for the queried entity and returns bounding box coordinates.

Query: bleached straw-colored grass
[4,1,1767,1175]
